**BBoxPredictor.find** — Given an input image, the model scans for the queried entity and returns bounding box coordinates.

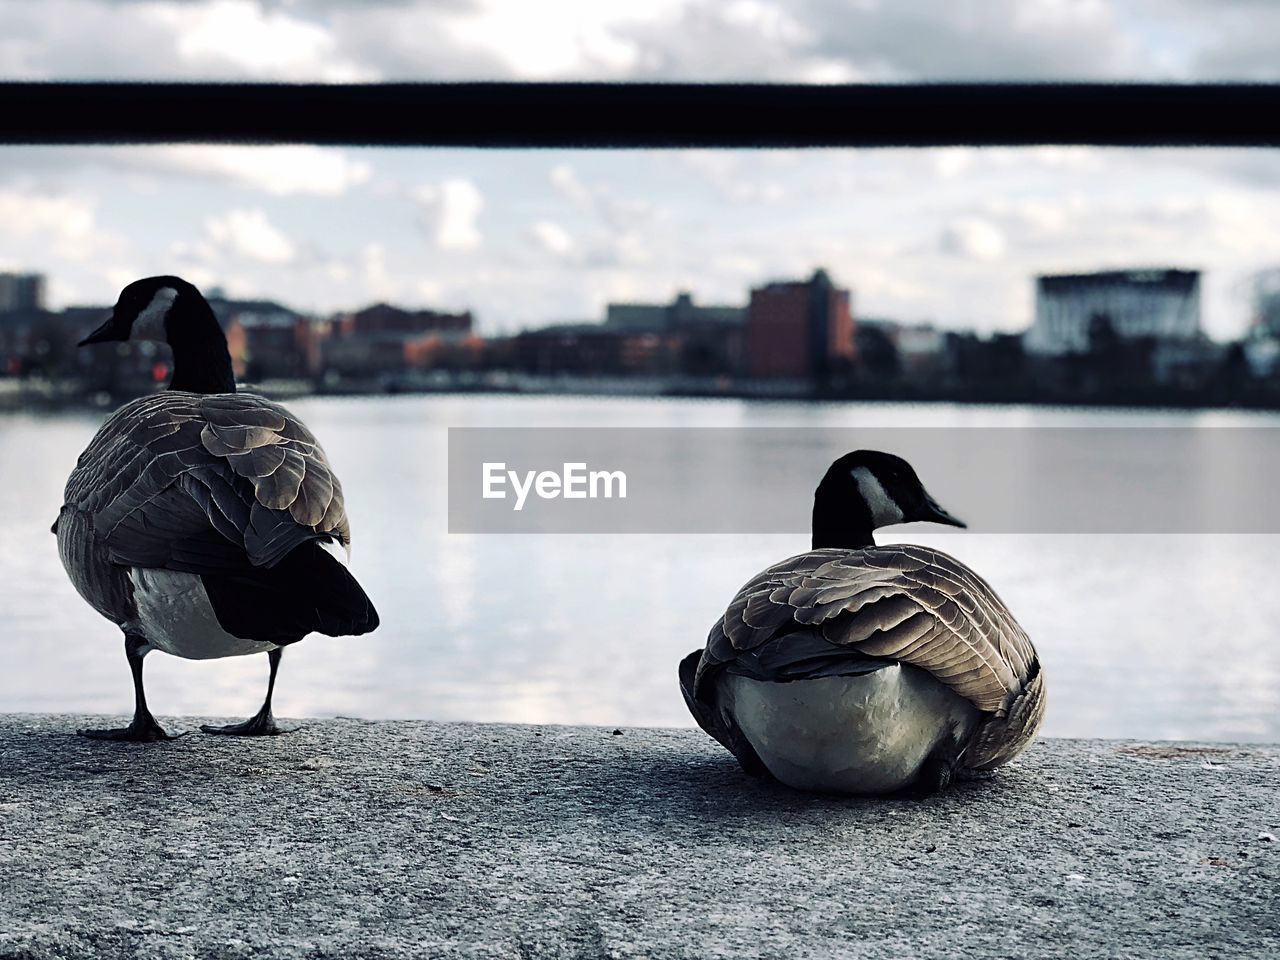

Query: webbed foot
[78,714,180,742]
[201,709,282,737]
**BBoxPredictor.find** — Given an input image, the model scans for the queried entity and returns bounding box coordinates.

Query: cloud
[0,0,364,81]
[362,242,395,299]
[530,220,574,257]
[296,2,512,81]
[583,232,651,269]
[102,266,146,298]
[1179,150,1280,191]
[1124,0,1280,80]
[710,253,763,280]
[939,218,1007,261]
[933,149,975,180]
[549,164,591,206]
[596,0,1140,82]
[204,208,297,263]
[0,188,116,262]
[813,0,1141,80]
[0,2,187,79]
[546,163,657,268]
[677,152,786,204]
[0,190,94,242]
[0,146,372,198]
[146,0,371,81]
[149,147,373,196]
[413,179,484,251]
[0,0,1274,86]
[548,163,657,230]
[435,0,663,78]
[611,1,882,82]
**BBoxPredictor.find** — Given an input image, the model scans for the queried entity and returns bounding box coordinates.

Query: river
[2,393,1276,742]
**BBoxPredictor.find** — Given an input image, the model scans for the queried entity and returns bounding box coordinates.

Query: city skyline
[2,2,1280,339]
[0,145,1276,342]
[0,259,1228,345]
[6,263,1256,408]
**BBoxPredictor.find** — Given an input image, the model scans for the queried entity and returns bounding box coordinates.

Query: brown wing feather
[204,395,348,539]
[61,392,352,578]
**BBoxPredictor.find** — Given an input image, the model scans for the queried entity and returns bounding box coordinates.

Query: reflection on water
[1,395,1277,742]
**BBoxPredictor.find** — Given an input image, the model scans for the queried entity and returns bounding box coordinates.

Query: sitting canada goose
[679,450,1043,795]
[54,275,379,741]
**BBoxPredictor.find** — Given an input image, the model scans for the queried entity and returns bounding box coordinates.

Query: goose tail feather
[201,540,379,644]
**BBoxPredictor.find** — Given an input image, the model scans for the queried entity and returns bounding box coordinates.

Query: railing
[0,82,1277,146]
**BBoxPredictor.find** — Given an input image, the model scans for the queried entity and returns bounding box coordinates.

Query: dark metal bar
[1,82,1279,148]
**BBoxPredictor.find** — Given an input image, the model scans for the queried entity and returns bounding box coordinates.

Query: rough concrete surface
[0,715,1276,960]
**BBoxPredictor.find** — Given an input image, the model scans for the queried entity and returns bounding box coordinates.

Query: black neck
[811,488,876,550]
[166,296,236,394]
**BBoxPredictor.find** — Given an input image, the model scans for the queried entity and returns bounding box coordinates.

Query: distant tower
[0,272,45,312]
[744,269,855,378]
[1250,268,1280,337]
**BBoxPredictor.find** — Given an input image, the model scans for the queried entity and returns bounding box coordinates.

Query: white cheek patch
[130,286,177,341]
[851,466,905,527]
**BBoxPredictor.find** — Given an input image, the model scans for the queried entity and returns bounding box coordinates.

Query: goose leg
[201,647,284,737]
[911,754,956,796]
[78,634,177,742]
[908,726,969,796]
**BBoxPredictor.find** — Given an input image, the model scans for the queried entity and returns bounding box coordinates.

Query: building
[896,324,947,375]
[511,323,677,376]
[1240,269,1280,378]
[321,302,475,379]
[207,295,311,380]
[321,334,416,379]
[0,306,60,377]
[605,291,745,375]
[1026,269,1201,355]
[0,273,45,313]
[858,319,947,378]
[743,269,855,379]
[606,291,743,331]
[335,303,472,338]
[1251,268,1280,337]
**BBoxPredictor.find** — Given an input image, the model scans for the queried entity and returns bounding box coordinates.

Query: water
[2,394,1277,743]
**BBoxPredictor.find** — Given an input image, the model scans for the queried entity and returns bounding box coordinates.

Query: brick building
[336,303,472,338]
[207,295,313,380]
[321,303,475,378]
[744,269,855,378]
[510,324,676,376]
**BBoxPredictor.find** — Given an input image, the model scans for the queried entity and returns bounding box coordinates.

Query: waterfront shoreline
[7,372,1280,414]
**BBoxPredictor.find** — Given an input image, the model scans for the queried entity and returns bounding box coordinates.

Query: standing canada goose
[54,275,378,741]
[679,450,1043,795]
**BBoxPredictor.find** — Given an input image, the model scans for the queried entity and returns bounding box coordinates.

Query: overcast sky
[2,0,1280,338]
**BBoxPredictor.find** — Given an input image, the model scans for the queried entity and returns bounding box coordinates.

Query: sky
[1,0,1280,339]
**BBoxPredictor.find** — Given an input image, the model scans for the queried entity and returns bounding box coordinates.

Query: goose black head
[812,450,965,550]
[78,275,235,394]
[79,275,203,347]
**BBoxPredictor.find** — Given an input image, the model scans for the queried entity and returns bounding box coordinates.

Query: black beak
[920,491,967,528]
[78,313,118,347]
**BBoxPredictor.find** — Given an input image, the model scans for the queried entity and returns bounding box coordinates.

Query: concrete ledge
[0,715,1276,959]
